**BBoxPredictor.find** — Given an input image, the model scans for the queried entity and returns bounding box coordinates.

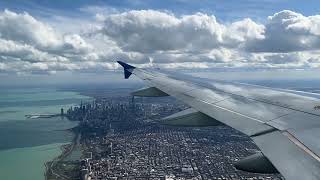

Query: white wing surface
[118,61,320,180]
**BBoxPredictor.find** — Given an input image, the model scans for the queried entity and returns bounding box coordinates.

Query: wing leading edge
[118,61,320,180]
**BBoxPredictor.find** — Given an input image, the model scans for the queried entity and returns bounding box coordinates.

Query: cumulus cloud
[1,9,320,74]
[100,10,264,53]
[0,10,94,54]
[0,9,110,74]
[0,39,69,63]
[0,10,61,48]
[97,9,320,69]
[246,10,320,52]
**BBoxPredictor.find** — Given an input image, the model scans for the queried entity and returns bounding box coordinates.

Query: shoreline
[43,89,93,180]
[44,126,80,180]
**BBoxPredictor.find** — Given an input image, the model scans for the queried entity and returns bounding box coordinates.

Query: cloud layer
[101,10,265,53]
[246,10,320,52]
[0,9,320,74]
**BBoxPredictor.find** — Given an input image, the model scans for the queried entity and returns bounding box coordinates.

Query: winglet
[117,61,135,79]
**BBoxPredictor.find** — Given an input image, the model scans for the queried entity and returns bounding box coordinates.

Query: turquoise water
[0,88,91,180]
[0,143,67,180]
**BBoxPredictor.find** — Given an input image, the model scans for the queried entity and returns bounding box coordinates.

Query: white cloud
[0,10,93,54]
[100,10,261,53]
[0,10,110,74]
[0,10,62,49]
[246,10,320,52]
[97,9,320,69]
[0,38,69,63]
[1,9,320,74]
[229,18,265,43]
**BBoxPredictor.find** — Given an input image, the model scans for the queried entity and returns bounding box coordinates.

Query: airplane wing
[117,61,320,180]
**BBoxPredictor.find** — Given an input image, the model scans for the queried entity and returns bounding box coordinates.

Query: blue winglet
[117,61,135,79]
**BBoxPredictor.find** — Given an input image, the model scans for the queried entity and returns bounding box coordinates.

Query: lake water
[0,88,91,180]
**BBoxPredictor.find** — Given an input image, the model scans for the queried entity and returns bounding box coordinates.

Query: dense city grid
[67,96,283,180]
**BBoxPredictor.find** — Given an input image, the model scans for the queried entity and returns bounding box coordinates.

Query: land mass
[46,87,283,180]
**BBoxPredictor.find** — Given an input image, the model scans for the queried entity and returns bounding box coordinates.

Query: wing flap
[253,131,320,180]
[288,128,320,162]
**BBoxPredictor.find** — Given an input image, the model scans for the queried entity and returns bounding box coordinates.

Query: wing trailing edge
[162,108,222,127]
[131,87,169,97]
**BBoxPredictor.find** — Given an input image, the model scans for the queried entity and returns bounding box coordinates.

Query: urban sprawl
[47,95,283,180]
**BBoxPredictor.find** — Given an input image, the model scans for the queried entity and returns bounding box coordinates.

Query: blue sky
[1,0,320,21]
[1,0,320,86]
